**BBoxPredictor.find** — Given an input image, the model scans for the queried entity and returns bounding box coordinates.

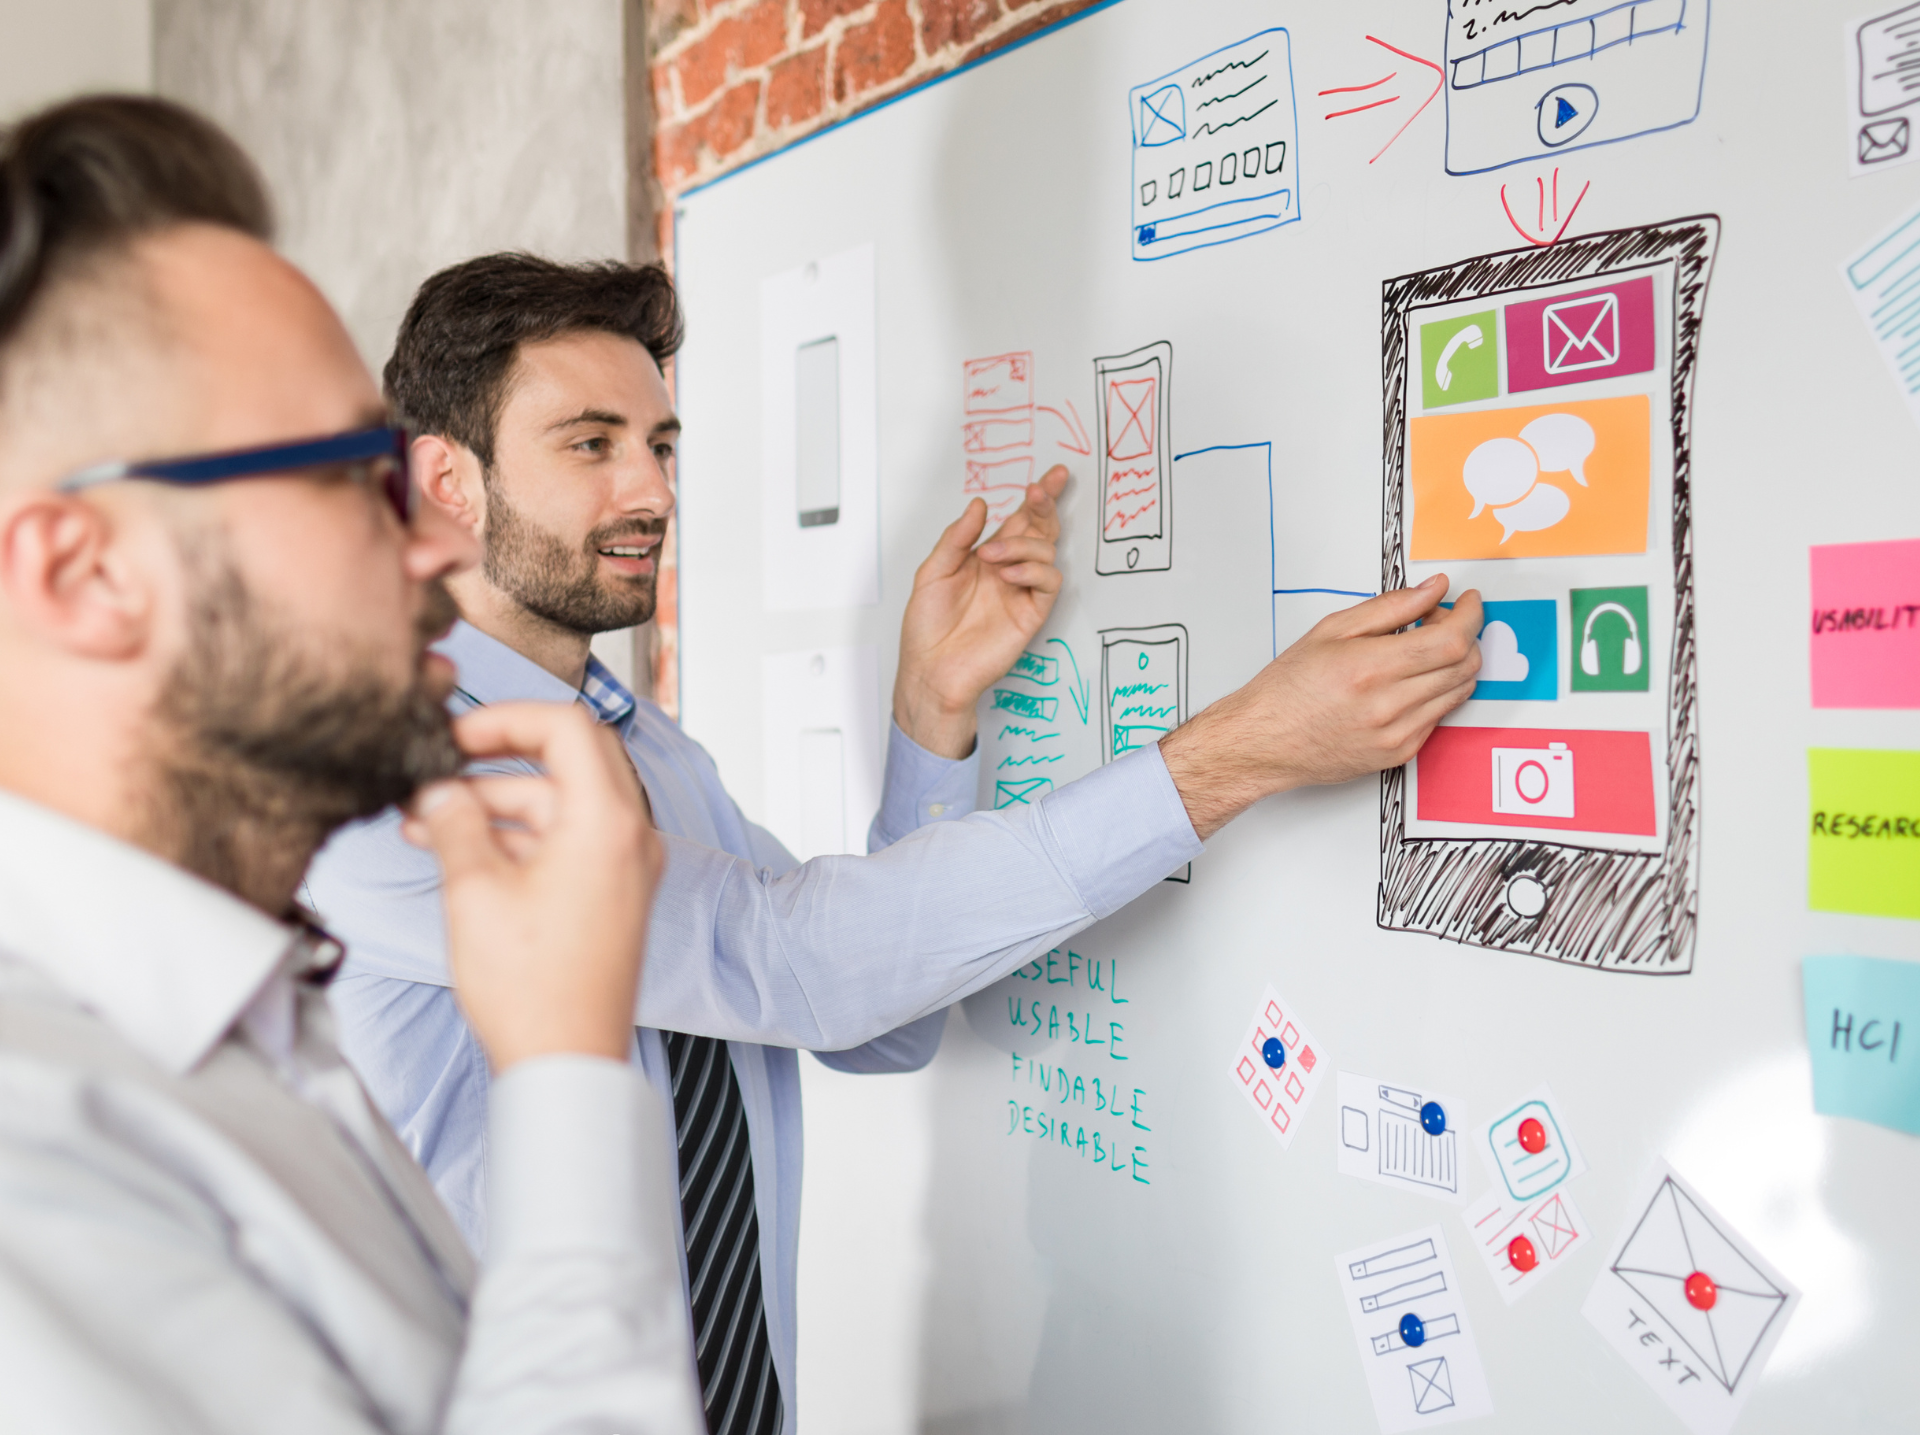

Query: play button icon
[1537,83,1598,148]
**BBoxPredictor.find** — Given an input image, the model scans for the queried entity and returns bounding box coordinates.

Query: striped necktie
[663,1030,782,1435]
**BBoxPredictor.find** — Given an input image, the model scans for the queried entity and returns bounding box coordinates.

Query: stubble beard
[481,473,662,636]
[143,531,464,911]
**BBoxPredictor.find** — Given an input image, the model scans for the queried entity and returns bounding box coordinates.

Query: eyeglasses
[56,425,415,523]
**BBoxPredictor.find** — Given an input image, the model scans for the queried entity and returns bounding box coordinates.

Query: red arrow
[1038,399,1092,455]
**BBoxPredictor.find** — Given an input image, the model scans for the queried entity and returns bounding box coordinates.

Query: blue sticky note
[1803,956,1920,1135]
[1473,600,1558,701]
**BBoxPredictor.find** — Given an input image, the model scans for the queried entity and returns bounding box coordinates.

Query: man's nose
[612,448,676,519]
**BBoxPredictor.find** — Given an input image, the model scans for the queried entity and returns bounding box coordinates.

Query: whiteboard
[671,3,1920,1432]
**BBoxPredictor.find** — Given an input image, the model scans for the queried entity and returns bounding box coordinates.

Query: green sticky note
[1809,748,1920,919]
[1419,310,1499,409]
[1569,586,1650,692]
[1803,957,1920,1135]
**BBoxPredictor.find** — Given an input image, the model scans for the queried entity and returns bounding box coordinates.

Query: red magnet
[1684,1271,1717,1311]
[1507,1234,1539,1273]
[1517,1116,1548,1154]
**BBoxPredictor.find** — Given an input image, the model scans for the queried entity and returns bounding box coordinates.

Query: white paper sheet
[1460,1182,1591,1305]
[1846,5,1920,177]
[1335,1226,1495,1433]
[761,245,879,610]
[1225,985,1325,1151]
[1581,1160,1801,1435]
[760,646,881,860]
[1337,1072,1470,1204]
[1842,199,1920,428]
[1473,1083,1588,1202]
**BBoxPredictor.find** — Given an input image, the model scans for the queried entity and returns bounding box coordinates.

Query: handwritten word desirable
[1811,605,1920,633]
[1810,810,1920,838]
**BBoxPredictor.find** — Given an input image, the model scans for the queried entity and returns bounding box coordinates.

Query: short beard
[142,532,463,911]
[481,471,661,635]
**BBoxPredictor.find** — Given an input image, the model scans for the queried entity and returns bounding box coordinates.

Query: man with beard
[0,97,703,1431]
[307,257,1483,1435]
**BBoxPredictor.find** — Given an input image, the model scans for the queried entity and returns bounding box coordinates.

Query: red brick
[960,0,1099,65]
[651,63,678,121]
[674,1,787,110]
[920,0,1001,52]
[648,0,703,51]
[652,77,761,189]
[833,0,917,103]
[766,45,828,129]
[704,77,762,160]
[800,0,873,41]
[654,119,704,191]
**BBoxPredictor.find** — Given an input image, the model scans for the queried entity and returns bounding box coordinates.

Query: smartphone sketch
[795,335,840,528]
[1094,341,1173,575]
[1101,623,1190,882]
[1379,218,1717,972]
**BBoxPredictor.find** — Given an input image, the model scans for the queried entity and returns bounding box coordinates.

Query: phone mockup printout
[1379,219,1717,972]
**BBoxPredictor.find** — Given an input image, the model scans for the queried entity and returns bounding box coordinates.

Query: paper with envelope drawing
[1336,1226,1493,1433]
[1582,1161,1799,1435]
[1848,5,1920,177]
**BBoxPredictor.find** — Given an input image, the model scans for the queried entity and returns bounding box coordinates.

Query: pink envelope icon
[1506,275,1656,393]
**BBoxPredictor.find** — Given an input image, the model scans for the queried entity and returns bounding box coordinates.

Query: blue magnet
[1399,1313,1426,1347]
[1261,1037,1286,1069]
[1420,1101,1447,1136]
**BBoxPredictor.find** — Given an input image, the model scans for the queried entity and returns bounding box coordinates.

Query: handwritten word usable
[1811,605,1920,633]
[1811,811,1920,838]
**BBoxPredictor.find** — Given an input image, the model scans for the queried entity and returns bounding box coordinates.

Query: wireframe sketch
[1129,28,1301,260]
[1379,218,1717,973]
[1442,0,1712,175]
[1227,985,1324,1151]
[1582,1163,1799,1435]
[1462,1181,1590,1304]
[1849,4,1920,176]
[1094,342,1174,575]
[1338,1072,1464,1200]
[961,351,1090,534]
[1336,1227,1493,1432]
[1101,623,1189,881]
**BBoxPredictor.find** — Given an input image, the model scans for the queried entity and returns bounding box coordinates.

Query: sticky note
[1809,538,1920,708]
[1803,956,1920,1135]
[1808,749,1920,919]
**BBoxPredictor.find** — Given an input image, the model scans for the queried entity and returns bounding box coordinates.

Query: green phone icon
[1420,310,1499,409]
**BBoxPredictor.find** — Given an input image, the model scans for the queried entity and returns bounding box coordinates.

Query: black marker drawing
[1378,218,1717,973]
[1101,623,1190,882]
[1094,342,1174,575]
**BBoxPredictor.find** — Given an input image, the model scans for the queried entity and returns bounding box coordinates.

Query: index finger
[1313,575,1450,640]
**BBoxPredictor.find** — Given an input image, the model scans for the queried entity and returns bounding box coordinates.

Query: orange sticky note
[1409,395,1651,561]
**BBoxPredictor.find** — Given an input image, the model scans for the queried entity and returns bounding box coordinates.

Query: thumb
[920,498,988,581]
[409,780,506,884]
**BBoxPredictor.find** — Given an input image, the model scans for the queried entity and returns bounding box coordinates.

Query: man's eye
[653,442,676,463]
[574,437,608,455]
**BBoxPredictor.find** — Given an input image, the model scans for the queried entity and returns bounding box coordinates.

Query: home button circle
[1505,874,1548,920]
[1126,546,1141,569]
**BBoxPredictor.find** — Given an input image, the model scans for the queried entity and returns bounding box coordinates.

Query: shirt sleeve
[446,1055,704,1435]
[636,742,1200,1050]
[867,720,980,851]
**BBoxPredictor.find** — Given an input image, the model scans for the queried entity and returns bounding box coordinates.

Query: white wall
[0,0,152,120]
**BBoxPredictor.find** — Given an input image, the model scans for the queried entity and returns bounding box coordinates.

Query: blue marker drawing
[1046,636,1092,725]
[1129,29,1302,261]
[1442,0,1712,175]
[994,777,1053,808]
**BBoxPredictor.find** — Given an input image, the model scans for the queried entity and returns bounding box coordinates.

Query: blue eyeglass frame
[55,425,415,522]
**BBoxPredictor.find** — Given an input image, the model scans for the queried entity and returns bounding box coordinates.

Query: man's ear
[413,433,486,537]
[0,495,151,661]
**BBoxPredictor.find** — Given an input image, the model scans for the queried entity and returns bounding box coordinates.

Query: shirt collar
[0,789,313,1074]
[438,619,635,726]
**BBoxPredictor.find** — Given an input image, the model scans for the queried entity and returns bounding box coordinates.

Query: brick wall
[643,0,1102,715]
[649,0,1105,197]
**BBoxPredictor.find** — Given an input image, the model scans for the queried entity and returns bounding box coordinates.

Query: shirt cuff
[487,1055,676,1262]
[868,720,980,852]
[1035,741,1202,920]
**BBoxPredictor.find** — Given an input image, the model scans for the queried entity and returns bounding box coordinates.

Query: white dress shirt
[0,788,703,1435]
[304,621,1203,1434]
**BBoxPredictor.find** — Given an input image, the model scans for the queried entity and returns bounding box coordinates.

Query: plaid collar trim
[579,654,636,727]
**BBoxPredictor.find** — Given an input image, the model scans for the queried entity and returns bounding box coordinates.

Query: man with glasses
[308,249,1484,1433]
[0,95,703,1431]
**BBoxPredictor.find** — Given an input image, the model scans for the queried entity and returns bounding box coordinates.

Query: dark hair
[0,94,272,344]
[384,253,684,469]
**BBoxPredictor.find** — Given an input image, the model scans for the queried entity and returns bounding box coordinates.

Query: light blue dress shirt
[304,621,1202,1435]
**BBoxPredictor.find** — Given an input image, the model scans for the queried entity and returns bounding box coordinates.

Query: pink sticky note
[1811,539,1920,707]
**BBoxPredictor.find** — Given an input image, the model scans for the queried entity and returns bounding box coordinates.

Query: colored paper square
[1473,599,1558,700]
[1810,538,1920,709]
[1808,749,1920,919]
[1417,726,1658,835]
[1569,586,1651,692]
[1420,310,1499,409]
[1803,956,1920,1135]
[1505,275,1657,393]
[1409,396,1650,560]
